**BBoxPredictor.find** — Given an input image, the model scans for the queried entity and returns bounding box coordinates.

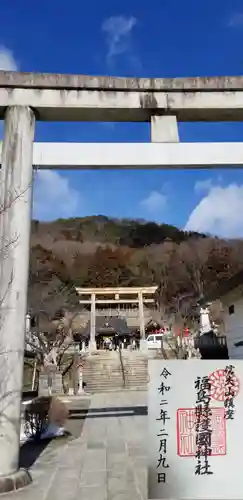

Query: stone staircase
[82,351,124,393]
[82,350,149,393]
[121,351,149,390]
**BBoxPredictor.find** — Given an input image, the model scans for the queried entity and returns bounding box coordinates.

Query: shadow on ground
[19,439,52,468]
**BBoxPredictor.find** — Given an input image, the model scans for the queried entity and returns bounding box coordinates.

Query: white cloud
[185,183,243,237]
[101,15,137,61]
[0,46,18,71]
[33,170,83,221]
[194,176,223,194]
[140,190,167,214]
[228,12,243,27]
[194,178,214,193]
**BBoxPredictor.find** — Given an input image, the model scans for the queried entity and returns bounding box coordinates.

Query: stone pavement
[7,391,147,500]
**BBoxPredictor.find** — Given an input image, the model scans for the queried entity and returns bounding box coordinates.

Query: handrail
[118,348,126,388]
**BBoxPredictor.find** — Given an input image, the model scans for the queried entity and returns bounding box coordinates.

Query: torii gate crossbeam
[0,142,243,169]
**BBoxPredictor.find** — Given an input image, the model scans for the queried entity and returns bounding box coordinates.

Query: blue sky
[1,0,243,237]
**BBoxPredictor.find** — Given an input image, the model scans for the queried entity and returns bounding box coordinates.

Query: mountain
[29,215,243,321]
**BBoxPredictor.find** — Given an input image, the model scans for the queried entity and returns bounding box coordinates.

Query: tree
[28,244,79,316]
[178,239,213,301]
[25,305,84,395]
[81,246,134,287]
[26,310,79,369]
[27,244,82,388]
[128,248,155,286]
[153,241,181,306]
[206,239,241,286]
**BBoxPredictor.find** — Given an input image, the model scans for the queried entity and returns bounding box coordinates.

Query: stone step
[124,367,147,371]
[85,367,122,370]
[126,380,148,384]
[123,366,147,369]
[87,378,146,384]
[123,366,147,370]
[125,382,148,386]
[124,369,148,372]
[87,374,146,379]
[86,388,124,393]
[86,385,124,391]
[124,378,147,381]
[84,368,147,375]
[87,386,125,391]
[87,385,147,393]
[84,374,123,380]
[122,363,148,367]
[83,368,122,372]
[87,371,146,375]
[84,367,122,371]
[84,375,123,381]
[123,360,147,363]
[84,379,123,383]
[84,361,148,369]
[86,380,124,386]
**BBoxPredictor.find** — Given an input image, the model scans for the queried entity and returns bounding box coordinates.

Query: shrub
[49,397,69,426]
[24,396,50,441]
[24,396,69,441]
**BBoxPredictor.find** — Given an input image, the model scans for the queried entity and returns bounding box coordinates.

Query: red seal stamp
[209,368,240,402]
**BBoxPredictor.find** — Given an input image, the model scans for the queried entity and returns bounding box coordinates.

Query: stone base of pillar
[0,469,32,494]
[88,340,97,352]
[139,339,148,352]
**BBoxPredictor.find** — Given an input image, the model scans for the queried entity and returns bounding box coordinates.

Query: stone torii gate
[1,71,243,491]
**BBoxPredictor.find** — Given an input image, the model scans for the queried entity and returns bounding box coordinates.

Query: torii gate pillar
[0,106,35,491]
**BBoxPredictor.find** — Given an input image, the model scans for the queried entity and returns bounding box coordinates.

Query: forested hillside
[29,216,243,321]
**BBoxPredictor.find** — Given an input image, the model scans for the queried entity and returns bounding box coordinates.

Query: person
[132,338,136,350]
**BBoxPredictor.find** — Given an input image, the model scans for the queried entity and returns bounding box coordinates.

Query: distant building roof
[79,316,130,337]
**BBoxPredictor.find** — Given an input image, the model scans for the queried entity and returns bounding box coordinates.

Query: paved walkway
[8,391,147,500]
